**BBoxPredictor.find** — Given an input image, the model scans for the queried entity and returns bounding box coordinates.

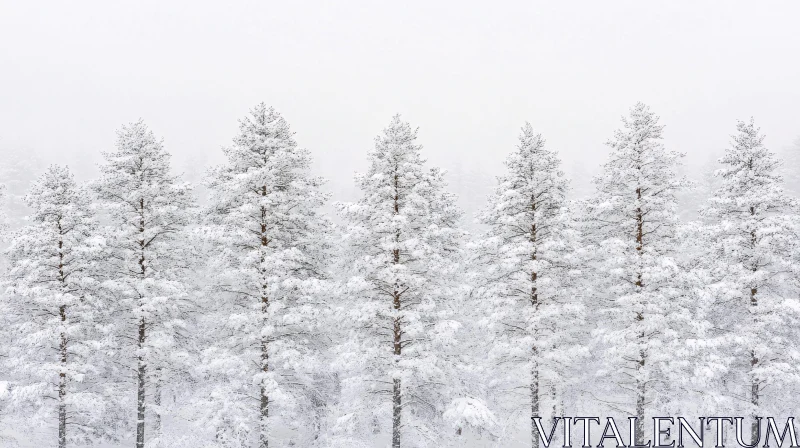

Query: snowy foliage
[331,116,465,448]
[585,103,690,436]
[470,124,586,446]
[198,103,333,448]
[697,119,800,422]
[94,120,195,447]
[3,165,108,447]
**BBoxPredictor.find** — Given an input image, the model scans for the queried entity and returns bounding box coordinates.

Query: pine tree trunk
[392,294,402,448]
[750,284,759,443]
[57,221,68,448]
[258,288,270,448]
[259,188,270,448]
[136,318,146,448]
[635,314,646,446]
[260,330,269,448]
[392,377,402,448]
[531,354,539,448]
[136,198,147,448]
[749,220,759,443]
[530,268,540,448]
[634,188,646,446]
[59,305,67,448]
[530,206,541,448]
[259,292,269,448]
[154,369,162,437]
[750,355,759,443]
[391,173,402,448]
[311,388,323,441]
[635,350,646,446]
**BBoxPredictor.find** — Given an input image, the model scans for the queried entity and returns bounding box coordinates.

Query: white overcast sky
[1,1,799,200]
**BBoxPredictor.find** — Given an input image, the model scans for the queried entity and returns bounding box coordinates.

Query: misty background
[2,0,800,229]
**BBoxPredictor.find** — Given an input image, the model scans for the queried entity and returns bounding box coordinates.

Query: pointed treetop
[516,122,547,154]
[519,121,546,147]
[608,102,664,150]
[378,114,419,144]
[217,104,310,180]
[722,117,780,178]
[101,119,172,181]
[369,114,423,166]
[236,103,295,149]
[24,164,81,220]
[500,122,563,185]
[114,119,163,153]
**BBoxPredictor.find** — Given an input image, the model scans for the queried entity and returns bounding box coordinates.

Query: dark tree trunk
[634,186,647,444]
[530,273,540,448]
[58,304,67,448]
[136,318,146,448]
[136,199,147,448]
[635,349,646,446]
[750,284,759,443]
[391,172,403,448]
[260,328,269,448]
[57,222,68,448]
[154,369,162,437]
[750,288,761,441]
[392,377,402,448]
[259,185,270,448]
[391,271,403,448]
[530,199,541,448]
[749,214,759,443]
[531,355,539,448]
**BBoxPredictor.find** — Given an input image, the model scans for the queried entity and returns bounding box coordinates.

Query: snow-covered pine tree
[3,165,106,447]
[588,103,687,441]
[94,121,194,448]
[333,115,464,448]
[200,103,332,448]
[471,124,585,447]
[700,119,800,440]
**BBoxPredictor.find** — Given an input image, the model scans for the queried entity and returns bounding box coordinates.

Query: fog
[2,0,799,218]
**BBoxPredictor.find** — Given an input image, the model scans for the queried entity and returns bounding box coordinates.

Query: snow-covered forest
[2,102,800,448]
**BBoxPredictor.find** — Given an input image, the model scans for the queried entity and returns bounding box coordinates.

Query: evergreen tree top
[232,102,297,156]
[368,114,424,168]
[24,165,82,223]
[101,119,171,178]
[718,118,782,185]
